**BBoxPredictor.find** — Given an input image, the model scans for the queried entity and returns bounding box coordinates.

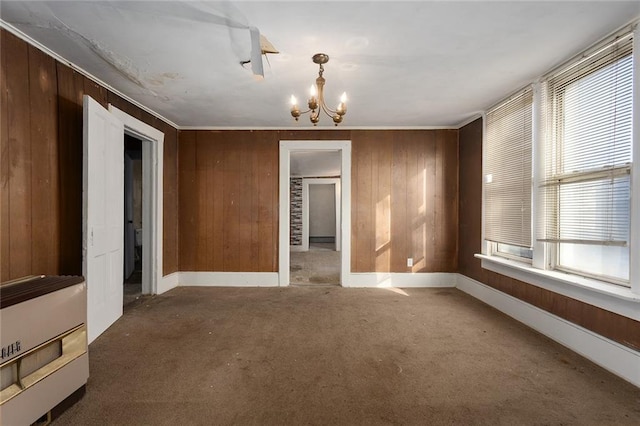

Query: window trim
[631,23,640,297]
[488,241,533,264]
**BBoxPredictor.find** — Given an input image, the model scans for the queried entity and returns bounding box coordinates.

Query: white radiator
[0,275,89,425]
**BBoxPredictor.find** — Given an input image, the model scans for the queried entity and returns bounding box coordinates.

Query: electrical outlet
[407,258,413,267]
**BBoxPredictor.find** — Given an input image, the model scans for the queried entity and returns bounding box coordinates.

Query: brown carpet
[54,287,639,425]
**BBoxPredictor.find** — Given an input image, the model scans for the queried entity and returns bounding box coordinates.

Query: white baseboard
[456,274,640,388]
[178,272,279,287]
[349,272,457,288]
[158,272,179,295]
[174,272,454,288]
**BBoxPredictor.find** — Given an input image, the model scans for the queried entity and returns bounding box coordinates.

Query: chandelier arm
[320,102,337,119]
[317,83,338,117]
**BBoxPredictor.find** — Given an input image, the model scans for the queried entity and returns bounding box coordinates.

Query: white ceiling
[2,1,639,128]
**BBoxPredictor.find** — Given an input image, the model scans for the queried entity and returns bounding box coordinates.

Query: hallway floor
[124,262,142,307]
[290,243,340,285]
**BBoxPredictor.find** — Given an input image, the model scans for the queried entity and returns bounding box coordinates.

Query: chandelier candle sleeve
[290,95,300,120]
[289,53,348,126]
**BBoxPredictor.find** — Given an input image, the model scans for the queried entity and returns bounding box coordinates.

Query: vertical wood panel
[29,45,59,275]
[434,131,446,271]
[413,132,428,272]
[248,135,261,272]
[6,33,32,279]
[374,133,392,272]
[354,134,373,272]
[370,133,380,270]
[423,131,437,271]
[237,134,253,271]
[256,134,275,271]
[222,138,240,271]
[178,131,197,271]
[1,31,12,281]
[196,132,214,270]
[433,130,458,271]
[406,132,421,271]
[211,134,225,271]
[56,63,84,275]
[258,134,279,272]
[442,130,459,271]
[458,118,483,280]
[390,133,408,271]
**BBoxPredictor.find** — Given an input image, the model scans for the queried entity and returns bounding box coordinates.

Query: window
[482,28,635,289]
[540,33,633,284]
[484,88,533,261]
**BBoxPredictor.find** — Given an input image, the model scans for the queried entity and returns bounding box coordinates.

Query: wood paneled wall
[458,119,483,280]
[458,118,640,352]
[178,130,279,272]
[0,29,179,281]
[177,130,352,272]
[178,129,459,274]
[351,130,458,272]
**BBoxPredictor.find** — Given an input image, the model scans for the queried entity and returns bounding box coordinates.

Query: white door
[83,95,124,343]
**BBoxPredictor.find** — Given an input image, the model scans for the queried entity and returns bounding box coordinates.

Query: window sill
[474,253,640,321]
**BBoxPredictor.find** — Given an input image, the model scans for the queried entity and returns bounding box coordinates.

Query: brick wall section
[290,178,303,246]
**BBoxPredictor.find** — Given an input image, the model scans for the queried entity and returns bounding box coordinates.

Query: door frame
[108,106,164,295]
[279,140,351,287]
[302,178,341,252]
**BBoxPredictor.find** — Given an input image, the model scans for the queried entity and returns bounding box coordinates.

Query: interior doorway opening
[123,134,143,306]
[108,105,164,298]
[279,140,352,287]
[309,183,336,248]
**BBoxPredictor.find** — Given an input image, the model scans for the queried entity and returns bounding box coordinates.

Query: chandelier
[290,53,347,126]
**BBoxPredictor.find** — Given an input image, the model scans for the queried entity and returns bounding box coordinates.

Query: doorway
[304,178,341,252]
[290,178,341,285]
[279,140,351,287]
[123,134,143,305]
[108,106,164,297]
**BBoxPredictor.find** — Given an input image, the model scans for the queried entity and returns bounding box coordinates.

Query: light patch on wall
[376,194,391,271]
[39,68,50,91]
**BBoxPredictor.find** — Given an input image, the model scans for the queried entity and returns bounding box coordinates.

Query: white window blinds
[539,33,633,247]
[484,88,533,248]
